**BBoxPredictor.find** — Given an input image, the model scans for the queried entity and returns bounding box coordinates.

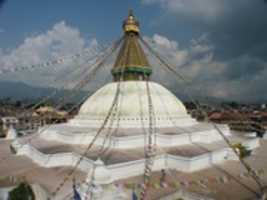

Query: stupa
[3,11,263,200]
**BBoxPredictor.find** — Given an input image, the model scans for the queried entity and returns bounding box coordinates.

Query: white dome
[70,81,196,128]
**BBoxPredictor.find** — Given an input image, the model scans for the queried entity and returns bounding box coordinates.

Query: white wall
[40,125,231,149]
[14,138,259,184]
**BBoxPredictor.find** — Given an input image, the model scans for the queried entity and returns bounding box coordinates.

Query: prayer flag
[73,183,81,200]
[132,190,138,200]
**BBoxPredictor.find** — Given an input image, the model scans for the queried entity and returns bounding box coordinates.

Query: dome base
[74,81,195,129]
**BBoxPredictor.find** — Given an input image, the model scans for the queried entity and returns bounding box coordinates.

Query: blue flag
[132,190,138,200]
[73,183,81,200]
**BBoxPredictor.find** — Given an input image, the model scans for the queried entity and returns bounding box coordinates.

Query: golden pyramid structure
[112,10,152,81]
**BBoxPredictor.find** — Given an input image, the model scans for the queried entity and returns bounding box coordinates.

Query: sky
[0,0,267,103]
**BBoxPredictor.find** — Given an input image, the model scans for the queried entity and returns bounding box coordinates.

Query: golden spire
[123,9,140,34]
[112,10,152,81]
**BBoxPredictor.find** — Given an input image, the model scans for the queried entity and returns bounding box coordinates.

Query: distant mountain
[172,91,222,105]
[0,80,88,102]
[0,80,265,104]
[0,81,52,99]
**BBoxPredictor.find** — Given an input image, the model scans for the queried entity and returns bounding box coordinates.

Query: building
[1,117,19,131]
[0,105,70,136]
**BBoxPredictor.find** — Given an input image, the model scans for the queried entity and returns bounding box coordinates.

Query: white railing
[15,138,260,182]
[17,144,94,172]
[40,127,232,149]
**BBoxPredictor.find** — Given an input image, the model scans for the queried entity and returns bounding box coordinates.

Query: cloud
[0,21,102,89]
[142,0,226,20]
[141,0,267,102]
[143,0,267,59]
[145,34,267,102]
[0,20,266,103]
[1,21,85,68]
[145,33,215,77]
[142,0,266,22]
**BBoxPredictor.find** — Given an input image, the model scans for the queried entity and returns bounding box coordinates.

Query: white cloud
[0,21,85,69]
[152,34,178,49]
[145,34,190,67]
[0,20,266,102]
[145,33,267,102]
[0,21,100,88]
[142,0,227,20]
[145,33,216,77]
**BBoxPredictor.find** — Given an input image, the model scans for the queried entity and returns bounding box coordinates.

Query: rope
[35,37,122,112]
[51,58,124,198]
[83,51,128,200]
[140,37,191,84]
[25,47,101,111]
[15,36,124,147]
[139,36,266,198]
[4,45,101,143]
[39,36,123,200]
[51,79,122,197]
[152,83,262,196]
[0,44,100,75]
[84,165,97,200]
[140,79,157,200]
[10,39,123,200]
[9,40,105,142]
[97,79,124,158]
[19,39,111,120]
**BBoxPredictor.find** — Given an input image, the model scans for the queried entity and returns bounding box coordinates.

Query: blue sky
[0,1,160,48]
[0,0,267,102]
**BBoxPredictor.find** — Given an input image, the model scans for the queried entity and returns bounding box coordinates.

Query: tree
[8,182,35,200]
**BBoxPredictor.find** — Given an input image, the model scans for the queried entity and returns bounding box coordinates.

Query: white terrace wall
[14,138,259,183]
[39,126,231,149]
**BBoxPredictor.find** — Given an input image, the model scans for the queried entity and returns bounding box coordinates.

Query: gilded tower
[112,10,152,81]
